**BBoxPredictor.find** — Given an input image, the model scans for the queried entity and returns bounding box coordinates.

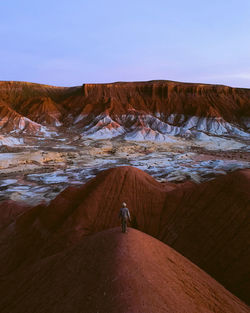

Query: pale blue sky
[0,0,250,87]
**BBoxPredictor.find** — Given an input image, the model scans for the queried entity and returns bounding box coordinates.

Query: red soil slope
[0,167,249,304]
[0,227,248,313]
[0,100,44,133]
[0,80,249,130]
[0,81,71,130]
[158,168,250,303]
[0,200,30,229]
[21,96,64,126]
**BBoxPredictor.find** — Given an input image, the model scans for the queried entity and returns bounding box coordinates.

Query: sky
[0,0,250,87]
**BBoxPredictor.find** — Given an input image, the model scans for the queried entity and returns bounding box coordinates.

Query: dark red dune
[0,166,249,307]
[0,227,248,313]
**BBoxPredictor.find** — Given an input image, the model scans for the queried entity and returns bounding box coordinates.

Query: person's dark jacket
[119,207,131,221]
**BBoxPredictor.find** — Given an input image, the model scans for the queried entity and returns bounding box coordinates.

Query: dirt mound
[0,166,249,303]
[0,227,248,313]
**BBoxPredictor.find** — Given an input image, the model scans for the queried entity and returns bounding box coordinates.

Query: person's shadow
[130,215,138,230]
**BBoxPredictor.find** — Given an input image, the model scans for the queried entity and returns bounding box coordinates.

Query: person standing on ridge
[119,202,131,233]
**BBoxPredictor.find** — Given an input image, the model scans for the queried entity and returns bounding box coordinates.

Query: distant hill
[0,80,249,140]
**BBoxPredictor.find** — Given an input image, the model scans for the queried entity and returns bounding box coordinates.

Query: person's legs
[122,219,126,233]
[124,220,127,233]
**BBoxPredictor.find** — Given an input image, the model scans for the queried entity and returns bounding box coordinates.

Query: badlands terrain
[0,80,249,312]
[0,80,249,204]
[0,167,249,312]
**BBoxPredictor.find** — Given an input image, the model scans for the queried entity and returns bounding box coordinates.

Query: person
[119,202,131,233]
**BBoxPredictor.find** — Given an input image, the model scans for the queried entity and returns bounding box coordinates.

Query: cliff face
[1,80,249,119]
[77,81,250,118]
[0,80,249,139]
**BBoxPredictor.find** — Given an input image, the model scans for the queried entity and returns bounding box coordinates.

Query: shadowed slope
[158,169,250,302]
[21,96,64,126]
[0,167,174,274]
[0,167,249,303]
[0,228,248,313]
[0,200,31,229]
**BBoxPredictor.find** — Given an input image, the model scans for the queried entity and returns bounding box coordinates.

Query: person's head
[122,202,126,207]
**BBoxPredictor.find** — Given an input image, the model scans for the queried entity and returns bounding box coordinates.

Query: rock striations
[0,80,249,140]
[0,166,249,311]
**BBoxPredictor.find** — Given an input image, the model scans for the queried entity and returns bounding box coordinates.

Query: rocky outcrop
[0,80,249,140]
[74,81,250,119]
